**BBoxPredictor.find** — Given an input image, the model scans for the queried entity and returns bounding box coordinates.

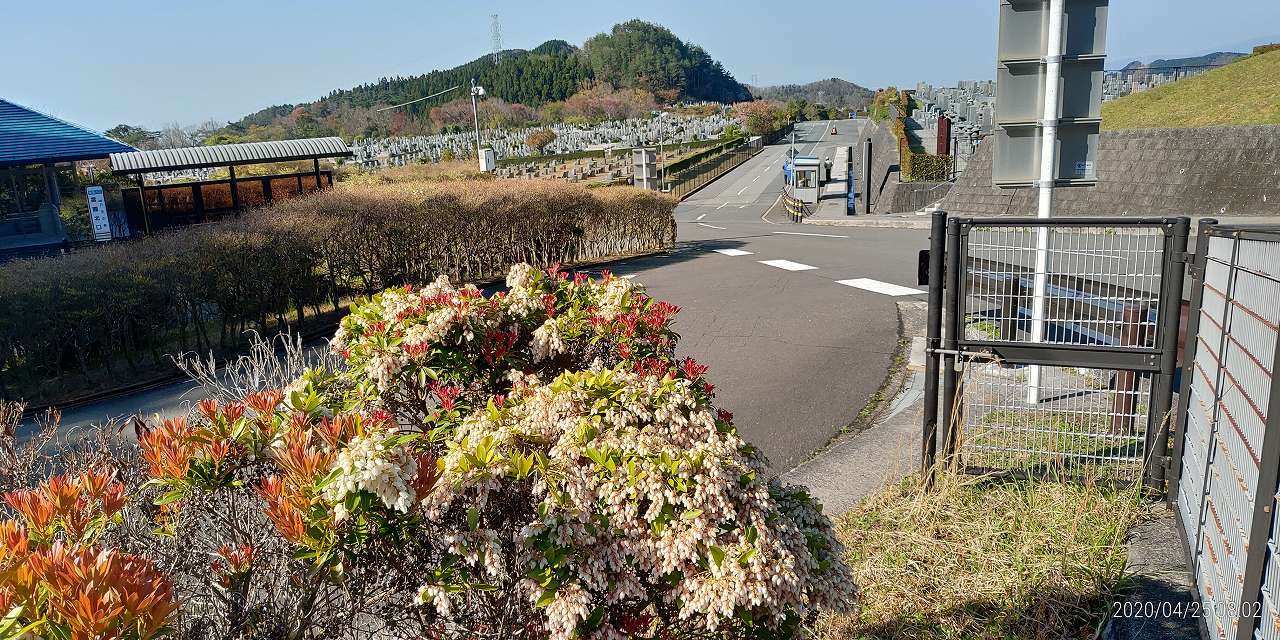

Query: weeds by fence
[0,179,676,405]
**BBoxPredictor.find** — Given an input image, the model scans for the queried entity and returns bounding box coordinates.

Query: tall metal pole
[922,210,948,485]
[658,115,665,191]
[470,78,482,162]
[940,217,964,459]
[862,137,873,214]
[1145,217,1190,491]
[1026,0,1066,404]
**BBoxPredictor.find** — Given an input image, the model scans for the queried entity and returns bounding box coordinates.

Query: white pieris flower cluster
[596,276,634,321]
[366,354,402,391]
[531,317,568,362]
[324,433,419,519]
[505,263,544,318]
[426,367,856,639]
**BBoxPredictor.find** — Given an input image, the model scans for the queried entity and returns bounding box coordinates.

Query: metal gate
[1170,222,1280,640]
[922,214,1190,485]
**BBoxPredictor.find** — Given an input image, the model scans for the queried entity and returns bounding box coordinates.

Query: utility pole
[1026,0,1066,404]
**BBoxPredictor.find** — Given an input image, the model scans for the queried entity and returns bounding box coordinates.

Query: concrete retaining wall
[855,119,954,214]
[939,125,1280,217]
[854,119,903,214]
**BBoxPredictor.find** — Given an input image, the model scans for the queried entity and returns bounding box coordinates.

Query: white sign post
[1026,0,1067,404]
[87,185,112,242]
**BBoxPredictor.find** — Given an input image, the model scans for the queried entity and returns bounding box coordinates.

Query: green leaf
[738,548,757,567]
[681,508,703,521]
[467,507,480,531]
[535,588,557,609]
[0,606,24,637]
[153,488,186,506]
[708,545,725,568]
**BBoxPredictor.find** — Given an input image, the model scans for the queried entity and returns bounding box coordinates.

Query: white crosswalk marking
[713,248,753,256]
[837,278,925,296]
[773,231,848,239]
[759,259,817,271]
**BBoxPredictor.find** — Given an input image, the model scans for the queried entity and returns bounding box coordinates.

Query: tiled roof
[0,98,136,167]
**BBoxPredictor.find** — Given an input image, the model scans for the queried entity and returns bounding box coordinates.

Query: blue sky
[4,0,1277,131]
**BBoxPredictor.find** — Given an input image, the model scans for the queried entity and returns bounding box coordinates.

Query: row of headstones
[494,154,636,183]
[1101,68,1196,101]
[348,112,737,168]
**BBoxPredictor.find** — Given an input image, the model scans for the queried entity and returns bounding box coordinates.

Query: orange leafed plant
[2,472,176,639]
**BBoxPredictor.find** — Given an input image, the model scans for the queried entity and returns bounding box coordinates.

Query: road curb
[804,217,932,230]
[780,301,927,514]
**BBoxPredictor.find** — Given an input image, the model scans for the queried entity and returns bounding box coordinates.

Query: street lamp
[376,81,493,172]
[470,78,486,162]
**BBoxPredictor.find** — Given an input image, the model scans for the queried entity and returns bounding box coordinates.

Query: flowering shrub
[125,264,855,638]
[0,469,176,639]
[0,265,854,638]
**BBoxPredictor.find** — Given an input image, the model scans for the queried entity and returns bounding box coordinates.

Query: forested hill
[332,41,590,114]
[209,20,750,142]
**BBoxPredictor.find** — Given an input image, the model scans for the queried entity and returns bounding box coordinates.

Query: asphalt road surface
[36,120,931,472]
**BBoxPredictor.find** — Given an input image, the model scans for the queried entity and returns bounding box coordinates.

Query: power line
[375,85,462,112]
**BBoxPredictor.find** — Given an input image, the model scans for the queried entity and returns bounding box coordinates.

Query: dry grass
[812,470,1145,640]
[335,160,491,185]
[1101,49,1280,129]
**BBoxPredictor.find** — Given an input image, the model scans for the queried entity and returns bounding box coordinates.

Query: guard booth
[792,156,821,204]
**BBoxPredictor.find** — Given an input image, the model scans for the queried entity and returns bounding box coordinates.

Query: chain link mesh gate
[922,214,1190,485]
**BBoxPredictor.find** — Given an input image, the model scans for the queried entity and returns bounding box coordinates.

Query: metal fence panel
[1173,227,1280,640]
[942,218,1183,481]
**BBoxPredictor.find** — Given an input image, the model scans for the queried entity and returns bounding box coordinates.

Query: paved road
[37,121,932,471]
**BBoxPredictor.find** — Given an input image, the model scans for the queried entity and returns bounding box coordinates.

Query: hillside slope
[1101,49,1280,129]
[748,78,873,109]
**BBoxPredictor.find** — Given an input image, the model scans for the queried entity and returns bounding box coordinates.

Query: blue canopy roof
[0,99,136,168]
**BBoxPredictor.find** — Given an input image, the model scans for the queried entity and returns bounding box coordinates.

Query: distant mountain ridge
[1120,51,1246,71]
[747,78,874,110]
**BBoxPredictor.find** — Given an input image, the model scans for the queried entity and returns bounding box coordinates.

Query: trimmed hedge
[882,89,952,183]
[0,180,676,404]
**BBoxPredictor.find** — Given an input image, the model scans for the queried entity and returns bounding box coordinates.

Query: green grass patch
[964,409,1142,477]
[813,470,1144,640]
[1101,49,1280,129]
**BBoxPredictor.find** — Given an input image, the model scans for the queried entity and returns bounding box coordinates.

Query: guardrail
[783,191,807,222]
[664,146,759,201]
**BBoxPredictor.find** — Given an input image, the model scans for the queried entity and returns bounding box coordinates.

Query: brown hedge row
[0,179,676,404]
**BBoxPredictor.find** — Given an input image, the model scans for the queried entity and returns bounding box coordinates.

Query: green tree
[733,101,781,137]
[104,124,158,149]
[525,128,557,154]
